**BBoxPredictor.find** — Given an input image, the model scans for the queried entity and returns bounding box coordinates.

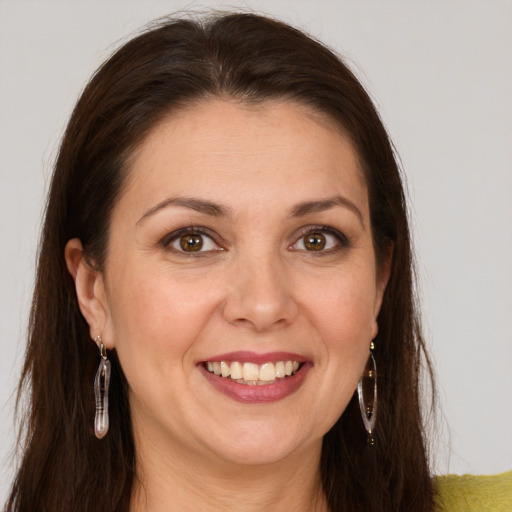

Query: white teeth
[220,361,230,378]
[243,362,260,381]
[204,359,302,384]
[230,361,243,380]
[275,361,285,378]
[259,362,276,381]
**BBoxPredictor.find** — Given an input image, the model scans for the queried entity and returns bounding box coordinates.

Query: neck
[129,426,327,512]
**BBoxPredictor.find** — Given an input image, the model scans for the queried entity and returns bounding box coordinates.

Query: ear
[65,238,113,348]
[371,243,393,338]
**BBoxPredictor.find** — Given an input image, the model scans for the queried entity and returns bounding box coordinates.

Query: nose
[222,251,299,332]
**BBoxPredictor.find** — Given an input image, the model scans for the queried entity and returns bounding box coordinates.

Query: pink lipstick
[198,351,311,403]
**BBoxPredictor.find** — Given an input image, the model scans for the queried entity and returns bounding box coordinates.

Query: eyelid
[160,226,224,252]
[159,224,348,254]
[290,225,350,251]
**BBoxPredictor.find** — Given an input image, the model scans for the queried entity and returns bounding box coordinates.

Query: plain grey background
[1,0,511,503]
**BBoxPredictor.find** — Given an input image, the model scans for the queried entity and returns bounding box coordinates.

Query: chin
[199,418,320,467]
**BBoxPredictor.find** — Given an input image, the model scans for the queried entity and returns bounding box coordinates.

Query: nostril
[222,299,299,333]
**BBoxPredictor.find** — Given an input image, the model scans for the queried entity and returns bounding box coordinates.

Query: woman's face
[97,100,388,467]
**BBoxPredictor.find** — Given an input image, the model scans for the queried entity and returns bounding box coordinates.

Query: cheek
[301,268,378,345]
[105,265,221,373]
[296,265,377,412]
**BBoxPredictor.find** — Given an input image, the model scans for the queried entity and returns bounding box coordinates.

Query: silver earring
[357,341,377,446]
[94,336,111,439]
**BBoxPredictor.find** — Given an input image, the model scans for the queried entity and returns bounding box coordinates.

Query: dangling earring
[357,341,377,446]
[94,335,111,439]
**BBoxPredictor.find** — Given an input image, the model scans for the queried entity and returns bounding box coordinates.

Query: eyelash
[160,225,349,255]
[291,225,350,254]
[160,226,221,255]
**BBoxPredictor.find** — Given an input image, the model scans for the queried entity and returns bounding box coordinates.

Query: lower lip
[198,363,311,404]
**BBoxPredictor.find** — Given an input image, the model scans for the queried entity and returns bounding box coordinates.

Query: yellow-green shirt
[435,471,512,511]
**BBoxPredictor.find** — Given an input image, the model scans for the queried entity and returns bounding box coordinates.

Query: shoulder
[434,471,512,512]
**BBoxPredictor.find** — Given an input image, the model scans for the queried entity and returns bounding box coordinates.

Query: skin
[66,99,390,511]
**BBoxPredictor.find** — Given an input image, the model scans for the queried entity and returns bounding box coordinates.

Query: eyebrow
[136,197,232,225]
[136,194,364,227]
[291,196,365,228]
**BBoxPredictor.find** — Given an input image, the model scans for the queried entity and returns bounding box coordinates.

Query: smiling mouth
[204,360,302,385]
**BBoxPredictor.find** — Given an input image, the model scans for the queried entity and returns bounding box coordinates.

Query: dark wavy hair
[7,12,435,512]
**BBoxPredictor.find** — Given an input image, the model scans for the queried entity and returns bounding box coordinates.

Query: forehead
[121,99,368,217]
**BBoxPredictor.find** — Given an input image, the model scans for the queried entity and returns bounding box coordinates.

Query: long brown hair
[7,12,435,512]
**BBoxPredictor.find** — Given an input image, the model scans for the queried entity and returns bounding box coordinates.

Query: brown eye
[166,229,222,254]
[179,234,203,252]
[291,228,346,253]
[304,232,326,251]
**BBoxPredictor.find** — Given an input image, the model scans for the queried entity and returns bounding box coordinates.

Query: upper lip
[199,351,309,365]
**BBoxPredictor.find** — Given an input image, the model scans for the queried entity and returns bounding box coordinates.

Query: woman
[5,12,509,512]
